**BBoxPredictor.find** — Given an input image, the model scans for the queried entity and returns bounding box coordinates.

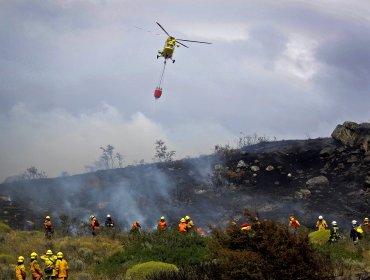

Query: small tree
[153,140,176,163]
[21,166,47,180]
[85,145,124,172]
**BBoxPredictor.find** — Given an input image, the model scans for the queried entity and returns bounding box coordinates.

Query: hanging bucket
[154,87,162,99]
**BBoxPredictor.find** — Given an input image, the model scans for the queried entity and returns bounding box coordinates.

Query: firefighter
[44,216,54,239]
[289,216,301,228]
[316,215,328,231]
[40,249,57,279]
[55,252,68,280]
[329,221,340,243]
[104,214,115,228]
[362,217,370,237]
[350,220,363,244]
[130,221,141,234]
[30,252,43,280]
[15,256,26,280]
[179,218,187,233]
[90,215,100,236]
[185,215,195,232]
[157,216,167,231]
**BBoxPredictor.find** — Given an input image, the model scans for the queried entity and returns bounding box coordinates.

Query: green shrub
[69,258,85,272]
[0,222,11,233]
[308,230,330,245]
[0,254,13,265]
[95,231,210,277]
[78,247,94,263]
[125,261,178,280]
[0,266,14,280]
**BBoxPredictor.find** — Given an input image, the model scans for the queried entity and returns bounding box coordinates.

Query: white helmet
[352,220,357,225]
[107,214,111,218]
[318,215,323,220]
[331,221,337,226]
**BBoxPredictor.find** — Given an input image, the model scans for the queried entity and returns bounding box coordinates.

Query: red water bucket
[154,87,162,99]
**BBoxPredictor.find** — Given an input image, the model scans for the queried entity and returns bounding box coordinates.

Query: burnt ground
[0,136,369,231]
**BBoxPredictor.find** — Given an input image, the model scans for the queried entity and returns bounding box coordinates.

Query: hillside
[0,121,369,230]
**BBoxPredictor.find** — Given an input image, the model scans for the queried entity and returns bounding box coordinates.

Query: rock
[306,176,329,188]
[254,159,259,163]
[236,160,247,169]
[274,181,280,185]
[347,155,358,163]
[331,121,360,147]
[265,165,274,171]
[252,173,257,177]
[295,189,311,199]
[250,166,260,172]
[214,164,223,171]
[364,156,370,162]
[287,173,292,177]
[337,163,345,169]
[320,146,336,157]
[364,176,370,186]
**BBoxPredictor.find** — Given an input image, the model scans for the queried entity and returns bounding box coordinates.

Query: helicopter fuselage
[158,37,176,59]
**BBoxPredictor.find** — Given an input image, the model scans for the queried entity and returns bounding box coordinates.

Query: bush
[0,254,13,265]
[125,261,178,280]
[0,222,11,233]
[95,231,210,277]
[0,266,13,280]
[146,263,221,280]
[308,230,330,245]
[69,258,85,272]
[78,247,94,263]
[209,211,333,280]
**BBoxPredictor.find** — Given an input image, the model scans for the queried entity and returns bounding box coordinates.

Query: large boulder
[331,121,360,147]
[331,121,370,151]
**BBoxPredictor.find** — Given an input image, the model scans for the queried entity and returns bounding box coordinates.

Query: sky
[1,0,370,181]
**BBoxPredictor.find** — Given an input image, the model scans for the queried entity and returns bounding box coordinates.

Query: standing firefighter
[316,215,328,231]
[55,252,68,280]
[30,252,43,280]
[44,216,54,239]
[350,220,363,244]
[157,216,167,231]
[41,249,57,279]
[90,215,100,236]
[289,216,301,228]
[15,256,26,280]
[185,215,195,232]
[329,221,340,243]
[178,218,187,233]
[130,221,141,234]
[105,214,115,228]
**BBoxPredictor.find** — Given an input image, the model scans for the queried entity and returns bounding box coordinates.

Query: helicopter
[153,22,211,99]
[156,22,212,63]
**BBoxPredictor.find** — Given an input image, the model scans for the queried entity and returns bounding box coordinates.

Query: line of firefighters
[287,215,370,243]
[16,250,68,280]
[89,214,199,236]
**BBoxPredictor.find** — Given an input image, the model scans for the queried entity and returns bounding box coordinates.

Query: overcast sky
[1,0,370,181]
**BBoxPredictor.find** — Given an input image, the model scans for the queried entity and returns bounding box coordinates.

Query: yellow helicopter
[156,22,212,63]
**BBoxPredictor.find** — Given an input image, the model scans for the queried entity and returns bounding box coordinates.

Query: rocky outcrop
[331,121,370,151]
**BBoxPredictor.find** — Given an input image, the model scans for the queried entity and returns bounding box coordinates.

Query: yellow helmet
[290,216,294,220]
[180,218,186,222]
[30,252,38,259]
[45,216,51,220]
[46,250,53,255]
[160,216,165,220]
[18,256,24,263]
[185,215,190,220]
[364,217,369,222]
[57,252,63,258]
[90,215,95,220]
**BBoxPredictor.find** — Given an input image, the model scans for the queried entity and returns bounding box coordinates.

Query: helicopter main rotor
[156,22,212,47]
